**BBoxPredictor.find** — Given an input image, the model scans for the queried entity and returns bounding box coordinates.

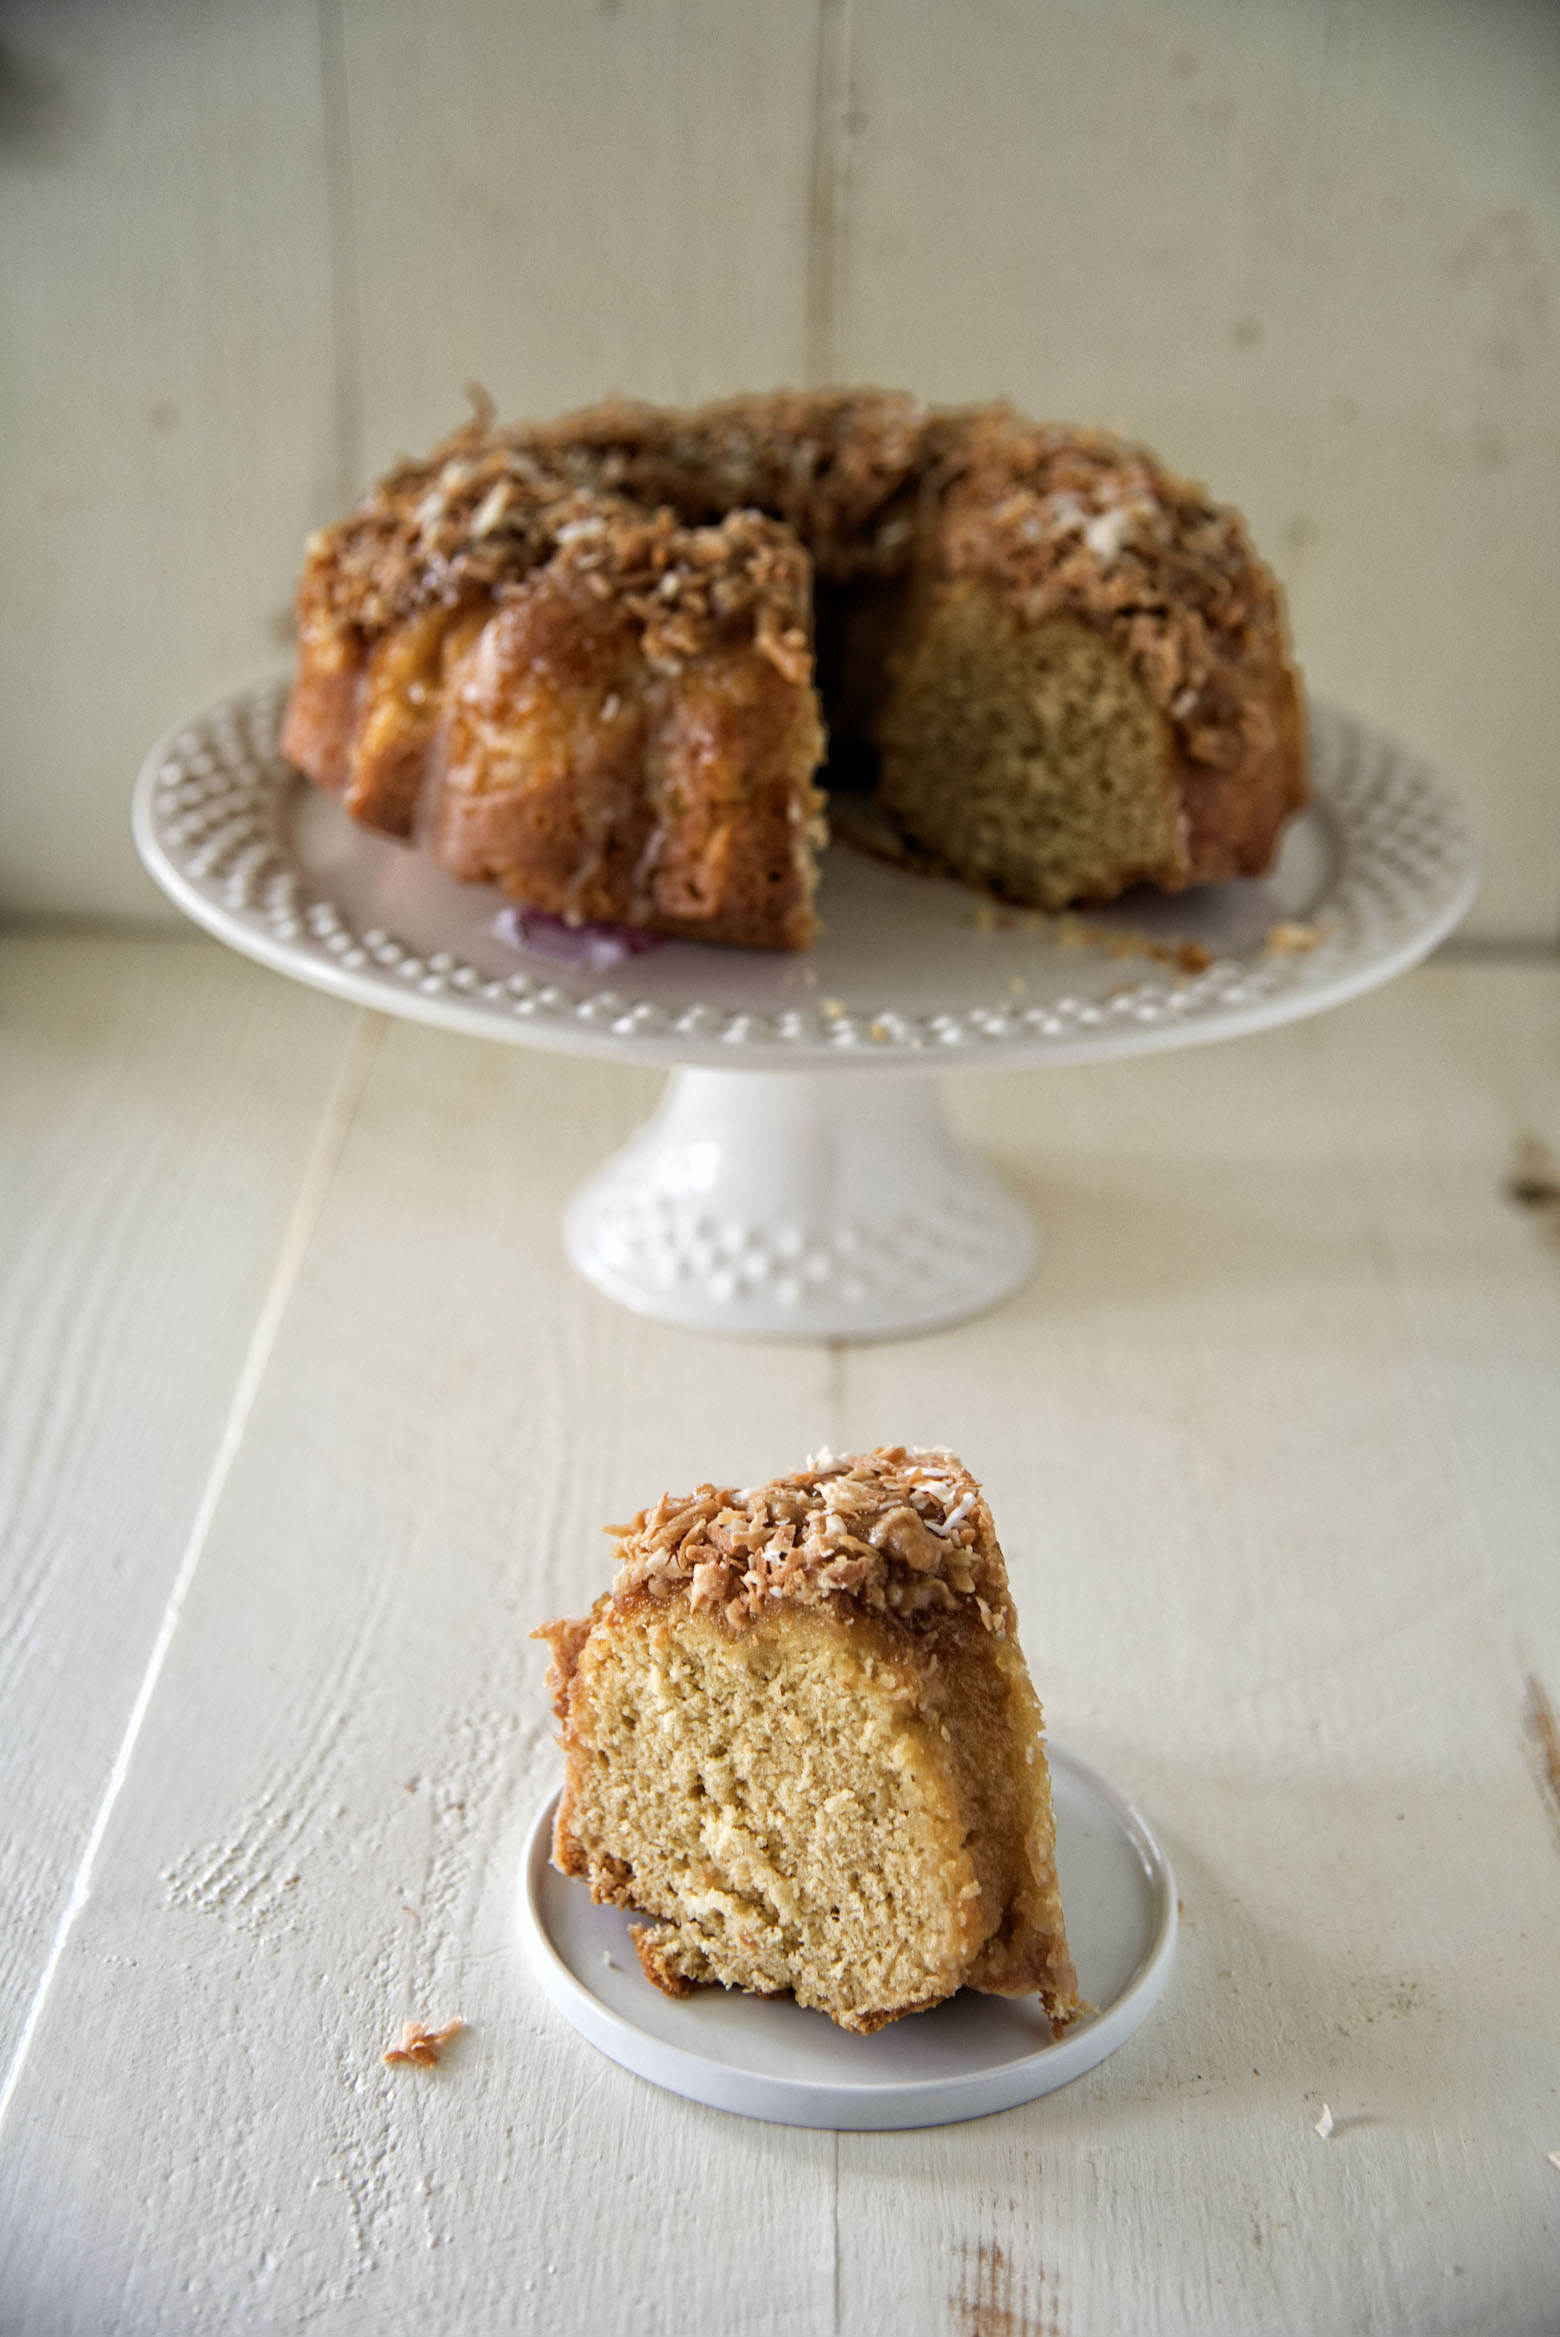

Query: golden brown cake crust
[287,419,826,949]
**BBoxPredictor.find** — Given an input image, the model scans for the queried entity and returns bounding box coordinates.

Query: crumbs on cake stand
[968,897,1327,978]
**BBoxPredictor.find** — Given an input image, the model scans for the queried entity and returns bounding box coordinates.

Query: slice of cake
[534,1446,1078,2036]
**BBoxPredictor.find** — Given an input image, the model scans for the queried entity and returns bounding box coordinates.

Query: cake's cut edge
[878,597,1190,910]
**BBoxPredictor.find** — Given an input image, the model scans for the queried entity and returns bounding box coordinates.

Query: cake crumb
[1051,910,1213,975]
[603,1952,619,1971]
[1314,2102,1335,2139]
[383,2018,465,2068]
[1548,2151,1560,2172]
[1267,919,1322,954]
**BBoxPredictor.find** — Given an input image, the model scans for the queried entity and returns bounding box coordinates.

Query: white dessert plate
[517,1743,1177,2130]
[134,683,1477,1072]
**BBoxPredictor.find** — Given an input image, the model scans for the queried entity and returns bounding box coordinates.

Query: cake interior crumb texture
[536,1448,1078,2035]
[881,593,1182,909]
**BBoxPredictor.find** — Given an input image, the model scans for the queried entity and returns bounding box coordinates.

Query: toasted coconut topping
[298,419,814,683]
[297,392,1288,769]
[517,389,941,584]
[942,413,1293,771]
[604,1445,1016,1632]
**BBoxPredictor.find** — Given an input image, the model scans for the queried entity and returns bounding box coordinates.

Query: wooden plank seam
[805,0,855,388]
[0,1010,384,2138]
[317,0,365,504]
[1336,1116,1557,1796]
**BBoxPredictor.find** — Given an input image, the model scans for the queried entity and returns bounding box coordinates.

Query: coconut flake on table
[494,906,664,969]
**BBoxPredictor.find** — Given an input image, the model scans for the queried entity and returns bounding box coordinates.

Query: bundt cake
[534,1445,1079,2036]
[284,390,1305,950]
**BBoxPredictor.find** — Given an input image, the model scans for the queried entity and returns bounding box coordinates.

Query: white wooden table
[2,933,1558,2335]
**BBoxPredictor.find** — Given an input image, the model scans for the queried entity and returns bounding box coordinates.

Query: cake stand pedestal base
[563,1067,1037,1340]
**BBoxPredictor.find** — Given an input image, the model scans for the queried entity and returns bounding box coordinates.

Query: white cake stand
[133,682,1478,1340]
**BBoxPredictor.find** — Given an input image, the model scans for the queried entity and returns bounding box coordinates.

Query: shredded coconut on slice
[605,1446,1016,1631]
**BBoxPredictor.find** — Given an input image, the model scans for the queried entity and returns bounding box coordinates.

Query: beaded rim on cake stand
[134,683,1479,1339]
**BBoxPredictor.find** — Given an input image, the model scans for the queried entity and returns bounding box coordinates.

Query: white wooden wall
[3,0,1557,942]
